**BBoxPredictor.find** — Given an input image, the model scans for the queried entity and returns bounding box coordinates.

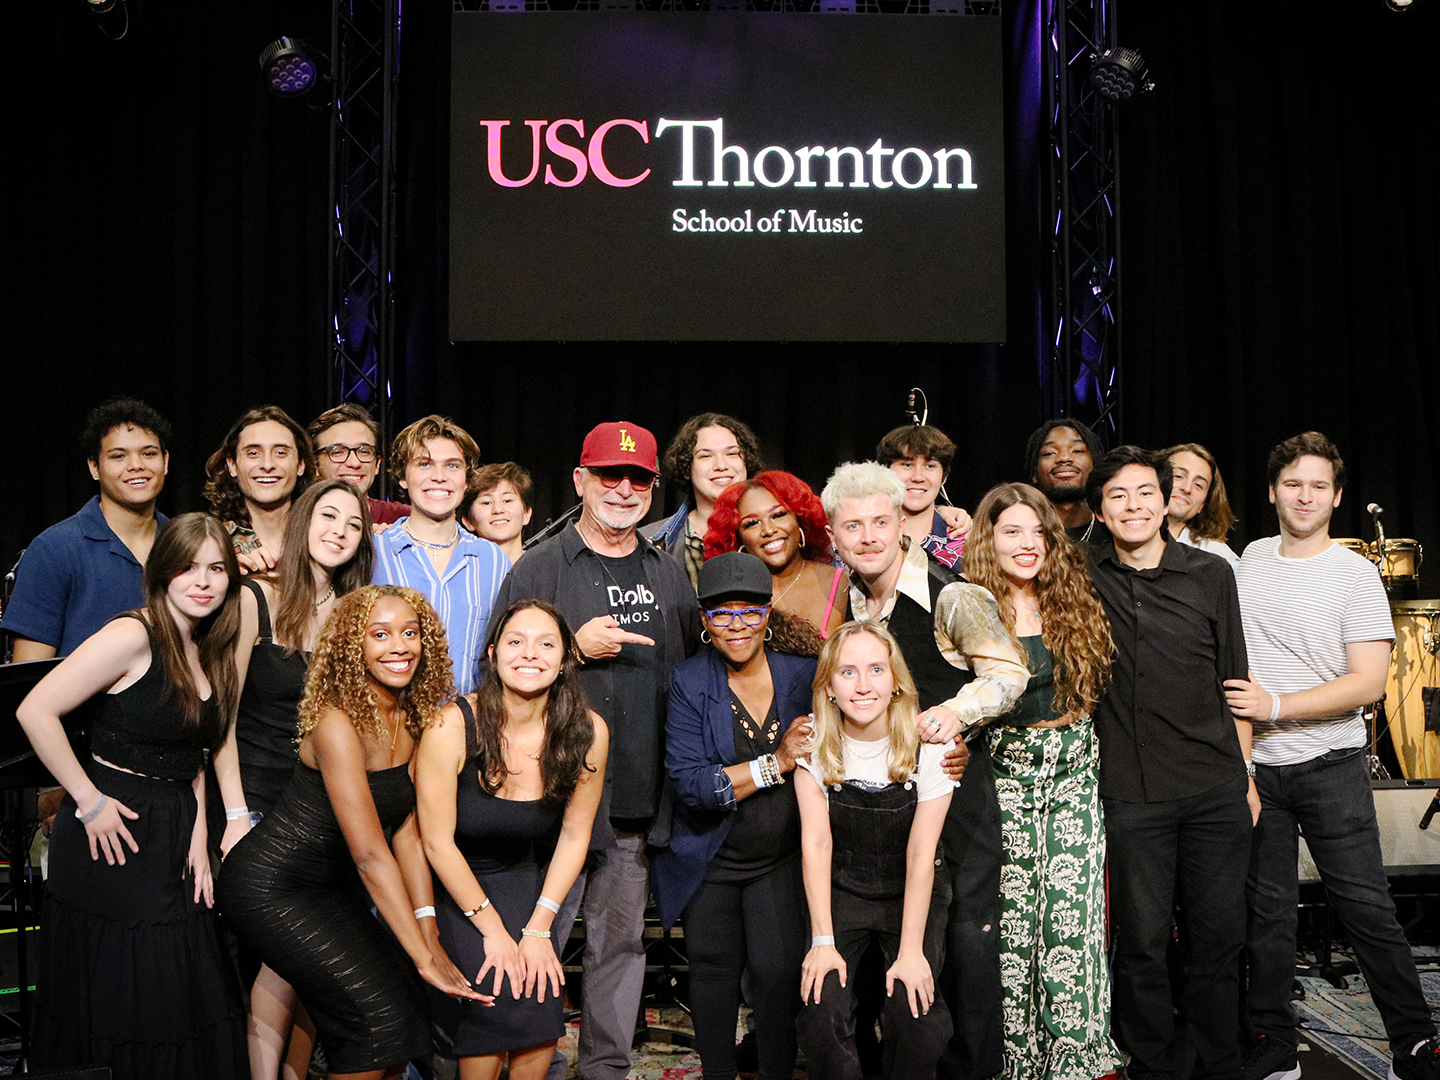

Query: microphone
[1421,791,1440,831]
[1367,503,1384,516]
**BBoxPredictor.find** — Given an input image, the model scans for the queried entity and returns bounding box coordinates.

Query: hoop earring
[798,526,807,551]
[764,626,774,642]
[701,629,712,644]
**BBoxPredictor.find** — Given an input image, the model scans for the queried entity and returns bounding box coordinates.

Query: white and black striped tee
[1235,536,1394,766]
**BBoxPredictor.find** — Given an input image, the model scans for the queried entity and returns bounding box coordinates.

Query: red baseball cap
[580,421,660,475]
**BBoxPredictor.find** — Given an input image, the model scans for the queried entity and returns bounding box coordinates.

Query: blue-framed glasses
[703,605,770,628]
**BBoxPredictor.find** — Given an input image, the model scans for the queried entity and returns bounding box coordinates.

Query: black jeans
[936,737,1005,1080]
[797,780,955,1080]
[682,858,807,1080]
[1105,775,1252,1080]
[1247,747,1435,1053]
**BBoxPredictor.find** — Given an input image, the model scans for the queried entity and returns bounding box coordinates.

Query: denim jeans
[1105,775,1252,1080]
[1246,747,1435,1053]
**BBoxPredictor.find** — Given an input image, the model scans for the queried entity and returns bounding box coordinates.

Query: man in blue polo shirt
[4,397,171,662]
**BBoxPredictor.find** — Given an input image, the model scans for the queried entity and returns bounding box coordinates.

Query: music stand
[0,658,91,1066]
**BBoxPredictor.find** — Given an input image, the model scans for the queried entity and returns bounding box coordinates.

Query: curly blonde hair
[963,483,1113,717]
[298,585,454,743]
[810,621,921,787]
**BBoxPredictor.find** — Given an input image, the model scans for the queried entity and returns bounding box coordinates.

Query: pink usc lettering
[480,119,652,188]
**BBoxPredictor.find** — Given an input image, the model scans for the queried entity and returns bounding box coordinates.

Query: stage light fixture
[259,38,319,98]
[1090,47,1153,103]
[1382,0,1417,10]
[82,0,129,40]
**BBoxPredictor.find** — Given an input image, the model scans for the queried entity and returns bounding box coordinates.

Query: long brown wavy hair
[809,621,920,787]
[1164,442,1236,544]
[298,585,453,743]
[141,513,242,746]
[963,483,1113,717]
[202,405,315,525]
[271,479,375,654]
[469,599,596,804]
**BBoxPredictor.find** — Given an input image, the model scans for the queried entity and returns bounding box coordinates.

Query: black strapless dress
[218,762,430,1072]
[435,697,565,1056]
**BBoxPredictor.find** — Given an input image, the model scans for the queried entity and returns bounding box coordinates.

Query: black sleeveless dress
[34,615,247,1080]
[235,580,309,814]
[217,761,430,1071]
[434,697,565,1056]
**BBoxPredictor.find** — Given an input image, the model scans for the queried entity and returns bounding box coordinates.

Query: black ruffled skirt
[34,762,247,1080]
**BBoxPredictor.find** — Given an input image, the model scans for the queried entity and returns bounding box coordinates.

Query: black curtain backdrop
[6,1,1438,599]
[1119,0,1440,591]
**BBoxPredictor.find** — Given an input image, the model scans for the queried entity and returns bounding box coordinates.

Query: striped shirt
[372,518,511,696]
[1235,536,1394,766]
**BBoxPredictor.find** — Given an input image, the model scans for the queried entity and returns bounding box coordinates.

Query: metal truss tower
[327,0,399,459]
[1044,0,1121,445]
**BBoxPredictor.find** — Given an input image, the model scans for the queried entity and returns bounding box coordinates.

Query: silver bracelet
[76,792,107,824]
[413,906,436,920]
[224,805,251,822]
[536,895,561,914]
[811,935,836,948]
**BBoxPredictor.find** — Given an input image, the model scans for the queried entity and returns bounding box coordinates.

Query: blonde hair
[810,621,920,786]
[297,585,454,744]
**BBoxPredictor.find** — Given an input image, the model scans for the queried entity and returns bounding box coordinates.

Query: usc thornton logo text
[479,117,978,191]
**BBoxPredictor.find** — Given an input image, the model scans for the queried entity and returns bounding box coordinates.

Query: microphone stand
[523,503,583,551]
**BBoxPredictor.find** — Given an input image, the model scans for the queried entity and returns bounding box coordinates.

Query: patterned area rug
[1295,969,1440,1080]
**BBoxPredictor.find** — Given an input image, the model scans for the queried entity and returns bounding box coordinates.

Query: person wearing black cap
[652,552,817,1080]
[485,420,701,1080]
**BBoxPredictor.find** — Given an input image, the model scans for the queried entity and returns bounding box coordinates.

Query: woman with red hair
[704,471,847,657]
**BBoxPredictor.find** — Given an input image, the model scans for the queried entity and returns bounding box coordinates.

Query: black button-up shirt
[1088,535,1248,803]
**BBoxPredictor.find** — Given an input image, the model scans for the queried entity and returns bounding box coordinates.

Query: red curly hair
[703,470,832,564]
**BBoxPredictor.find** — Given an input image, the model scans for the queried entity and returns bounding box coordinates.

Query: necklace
[403,522,460,551]
[314,584,334,609]
[773,562,805,606]
[1078,515,1096,543]
[384,711,404,752]
[504,730,545,762]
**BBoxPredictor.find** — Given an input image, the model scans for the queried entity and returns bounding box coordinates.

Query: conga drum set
[1337,511,1439,780]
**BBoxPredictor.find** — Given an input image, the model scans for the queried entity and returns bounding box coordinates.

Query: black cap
[697,552,774,606]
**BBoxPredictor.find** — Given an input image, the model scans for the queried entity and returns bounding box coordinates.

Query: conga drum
[1333,538,1375,563]
[1377,539,1422,584]
[1385,601,1440,779]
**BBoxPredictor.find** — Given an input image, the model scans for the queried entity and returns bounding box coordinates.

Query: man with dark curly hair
[644,412,764,589]
[203,405,314,576]
[4,396,171,661]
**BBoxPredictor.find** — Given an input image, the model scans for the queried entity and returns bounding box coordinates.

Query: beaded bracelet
[76,793,107,824]
[521,927,552,939]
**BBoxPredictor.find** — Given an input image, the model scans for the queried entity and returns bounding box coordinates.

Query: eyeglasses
[703,605,770,628]
[588,467,656,491]
[317,443,379,464]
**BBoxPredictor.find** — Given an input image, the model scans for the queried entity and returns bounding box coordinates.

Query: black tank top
[88,613,218,781]
[236,581,310,812]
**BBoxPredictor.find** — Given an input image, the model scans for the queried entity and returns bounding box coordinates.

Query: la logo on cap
[618,428,637,453]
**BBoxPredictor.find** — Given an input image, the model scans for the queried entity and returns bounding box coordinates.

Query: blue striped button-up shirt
[371,519,511,696]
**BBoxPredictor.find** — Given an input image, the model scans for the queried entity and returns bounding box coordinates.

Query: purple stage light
[259,38,318,98]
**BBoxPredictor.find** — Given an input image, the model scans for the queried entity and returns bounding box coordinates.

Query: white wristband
[413,906,436,920]
[1268,693,1282,722]
[811,935,836,947]
[536,895,561,914]
[224,805,251,822]
[748,758,769,790]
